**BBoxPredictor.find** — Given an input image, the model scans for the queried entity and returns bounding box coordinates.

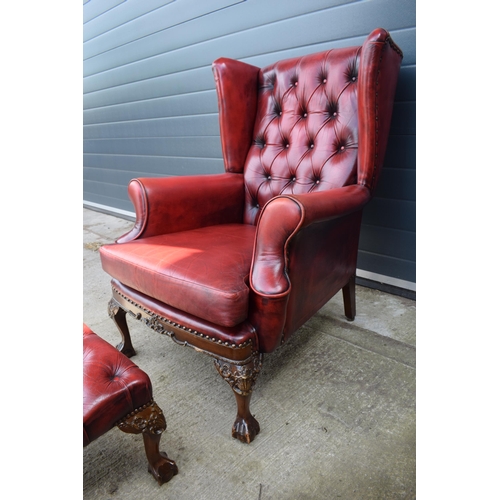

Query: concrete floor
[83,207,416,500]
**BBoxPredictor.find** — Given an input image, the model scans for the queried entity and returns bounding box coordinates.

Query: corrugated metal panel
[83,0,416,288]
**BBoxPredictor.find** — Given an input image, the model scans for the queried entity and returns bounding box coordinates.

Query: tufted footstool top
[83,323,153,446]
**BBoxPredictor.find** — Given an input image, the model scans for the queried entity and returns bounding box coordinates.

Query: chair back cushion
[243,46,361,225]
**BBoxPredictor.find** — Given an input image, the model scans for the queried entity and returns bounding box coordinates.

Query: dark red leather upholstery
[99,28,402,355]
[83,323,153,446]
[243,45,360,226]
[114,173,245,243]
[101,224,256,327]
[98,28,402,443]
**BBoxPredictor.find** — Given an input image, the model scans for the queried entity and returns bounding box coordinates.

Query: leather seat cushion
[83,324,153,446]
[100,224,256,328]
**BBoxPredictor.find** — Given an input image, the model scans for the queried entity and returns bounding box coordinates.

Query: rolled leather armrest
[117,173,245,243]
[250,184,371,295]
[287,184,371,226]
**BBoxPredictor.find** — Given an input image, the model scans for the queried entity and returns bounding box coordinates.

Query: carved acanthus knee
[107,297,119,322]
[213,352,263,396]
[117,400,166,436]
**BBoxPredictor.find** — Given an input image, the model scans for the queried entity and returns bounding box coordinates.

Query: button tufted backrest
[213,28,403,226]
[243,47,361,225]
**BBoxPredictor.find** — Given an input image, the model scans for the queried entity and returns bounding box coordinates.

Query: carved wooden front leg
[117,401,178,486]
[214,352,263,444]
[108,297,136,357]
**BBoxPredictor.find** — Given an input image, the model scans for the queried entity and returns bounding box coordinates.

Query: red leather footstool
[83,323,178,485]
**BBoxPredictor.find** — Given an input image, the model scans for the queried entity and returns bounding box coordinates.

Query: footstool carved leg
[117,400,178,485]
[108,298,137,357]
[214,353,263,444]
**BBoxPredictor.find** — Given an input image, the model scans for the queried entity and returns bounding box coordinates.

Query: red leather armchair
[100,28,403,443]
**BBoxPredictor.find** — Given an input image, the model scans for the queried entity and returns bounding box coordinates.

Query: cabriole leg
[117,401,178,486]
[214,353,263,444]
[108,297,136,357]
[342,274,356,321]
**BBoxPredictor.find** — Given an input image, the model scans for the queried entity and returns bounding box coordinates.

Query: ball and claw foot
[148,452,179,486]
[232,413,260,444]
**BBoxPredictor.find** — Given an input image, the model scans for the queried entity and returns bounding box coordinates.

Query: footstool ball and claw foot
[83,324,178,485]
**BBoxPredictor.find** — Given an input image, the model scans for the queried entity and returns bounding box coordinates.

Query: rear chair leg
[342,274,356,321]
[117,400,178,486]
[214,353,263,444]
[108,297,137,357]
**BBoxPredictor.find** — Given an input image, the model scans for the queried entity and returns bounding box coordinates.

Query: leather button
[323,78,327,84]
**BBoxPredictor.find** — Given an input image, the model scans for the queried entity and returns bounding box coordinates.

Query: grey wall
[83,0,416,292]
